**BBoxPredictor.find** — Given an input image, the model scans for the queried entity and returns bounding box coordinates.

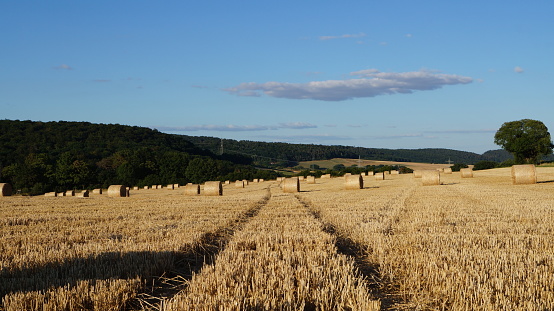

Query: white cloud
[224,69,473,101]
[514,66,524,73]
[155,122,317,132]
[319,33,366,40]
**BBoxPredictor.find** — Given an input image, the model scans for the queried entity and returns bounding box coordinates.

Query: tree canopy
[494,119,553,164]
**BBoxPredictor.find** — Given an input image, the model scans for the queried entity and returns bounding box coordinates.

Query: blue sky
[2,1,553,154]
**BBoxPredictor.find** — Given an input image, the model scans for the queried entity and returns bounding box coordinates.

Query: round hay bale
[44,192,57,197]
[203,181,222,196]
[108,185,127,197]
[133,186,139,190]
[65,190,75,197]
[391,170,399,175]
[345,174,363,190]
[443,168,453,174]
[235,180,244,188]
[259,179,264,182]
[306,176,316,184]
[57,192,65,197]
[143,186,149,190]
[253,178,259,183]
[367,171,374,176]
[184,184,200,195]
[225,180,231,185]
[413,170,423,178]
[460,168,473,178]
[283,177,300,193]
[166,184,175,190]
[298,176,305,181]
[422,170,441,186]
[374,172,385,180]
[174,184,180,188]
[242,180,249,186]
[93,188,103,194]
[511,164,536,185]
[0,183,13,196]
[321,174,331,179]
[77,190,89,198]
[184,184,199,195]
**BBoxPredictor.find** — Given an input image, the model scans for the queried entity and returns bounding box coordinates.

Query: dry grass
[3,168,554,310]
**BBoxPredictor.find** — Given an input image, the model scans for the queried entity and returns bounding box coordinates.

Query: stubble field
[1,168,554,310]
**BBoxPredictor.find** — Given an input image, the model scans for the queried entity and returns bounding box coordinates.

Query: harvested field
[2,167,554,310]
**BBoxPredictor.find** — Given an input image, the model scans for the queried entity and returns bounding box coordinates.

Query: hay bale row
[511,164,536,185]
[422,170,440,186]
[0,183,13,196]
[345,174,363,190]
[282,177,300,193]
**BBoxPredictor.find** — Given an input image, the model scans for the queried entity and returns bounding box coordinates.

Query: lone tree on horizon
[494,119,554,164]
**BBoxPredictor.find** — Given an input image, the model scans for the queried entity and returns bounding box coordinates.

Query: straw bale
[174,184,180,188]
[345,174,363,190]
[44,192,57,197]
[77,190,89,198]
[367,171,374,176]
[133,186,139,190]
[0,183,13,196]
[57,192,65,197]
[422,170,441,186]
[108,185,127,197]
[184,184,200,195]
[460,168,473,178]
[511,164,536,185]
[65,190,75,197]
[391,170,399,175]
[253,179,259,183]
[306,176,316,184]
[282,177,300,193]
[413,170,423,178]
[259,179,264,182]
[242,180,249,186]
[225,180,231,185]
[321,174,331,179]
[298,176,305,181]
[203,181,222,196]
[166,184,175,190]
[443,168,453,174]
[374,172,385,180]
[235,180,244,188]
[143,186,149,190]
[92,188,103,194]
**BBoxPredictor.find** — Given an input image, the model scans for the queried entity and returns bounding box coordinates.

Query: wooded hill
[0,120,277,195]
[0,119,513,195]
[180,135,513,167]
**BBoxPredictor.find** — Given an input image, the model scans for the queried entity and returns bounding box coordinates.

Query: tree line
[0,120,279,195]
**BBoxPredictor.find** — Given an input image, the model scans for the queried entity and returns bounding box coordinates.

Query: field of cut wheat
[2,168,554,310]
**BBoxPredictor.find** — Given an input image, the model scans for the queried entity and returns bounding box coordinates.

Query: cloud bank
[224,69,473,101]
[156,122,317,132]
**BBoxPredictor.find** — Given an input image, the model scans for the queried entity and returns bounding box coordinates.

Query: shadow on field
[537,180,554,183]
[1,190,271,309]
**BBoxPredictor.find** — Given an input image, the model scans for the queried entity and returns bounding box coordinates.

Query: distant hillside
[179,135,513,165]
[0,120,277,194]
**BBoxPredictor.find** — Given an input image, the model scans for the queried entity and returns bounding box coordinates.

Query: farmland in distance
[2,168,554,310]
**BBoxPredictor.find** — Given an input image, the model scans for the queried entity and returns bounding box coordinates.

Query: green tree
[494,119,553,164]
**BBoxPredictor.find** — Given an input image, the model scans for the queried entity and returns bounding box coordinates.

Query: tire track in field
[294,186,417,311]
[128,186,272,310]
